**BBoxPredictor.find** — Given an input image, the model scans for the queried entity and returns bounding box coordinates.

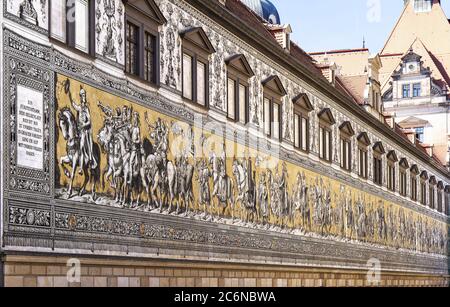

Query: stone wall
[2,255,449,287]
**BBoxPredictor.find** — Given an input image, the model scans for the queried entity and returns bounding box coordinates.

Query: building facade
[0,0,449,287]
[380,0,450,167]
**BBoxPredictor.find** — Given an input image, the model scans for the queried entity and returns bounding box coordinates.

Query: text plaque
[16,85,44,170]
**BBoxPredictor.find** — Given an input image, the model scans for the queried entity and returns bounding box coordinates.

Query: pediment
[292,93,313,112]
[339,121,355,136]
[262,76,287,96]
[357,132,371,146]
[429,176,437,185]
[124,0,167,25]
[420,171,429,180]
[226,54,254,77]
[387,150,398,162]
[399,158,409,169]
[398,116,429,129]
[410,164,419,175]
[180,27,216,54]
[317,108,336,125]
[373,142,385,154]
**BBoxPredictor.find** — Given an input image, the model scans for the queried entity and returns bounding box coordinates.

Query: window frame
[357,133,370,180]
[413,83,421,97]
[181,28,215,109]
[318,109,335,163]
[420,171,428,206]
[402,84,411,98]
[49,0,95,56]
[339,122,355,172]
[262,76,286,142]
[372,142,385,186]
[410,165,419,201]
[124,1,163,86]
[429,177,437,209]
[225,55,254,125]
[292,94,313,153]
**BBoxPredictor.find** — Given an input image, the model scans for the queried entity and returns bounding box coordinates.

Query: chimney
[265,24,292,51]
[384,114,396,129]
[423,144,434,157]
[318,62,338,86]
[403,130,416,144]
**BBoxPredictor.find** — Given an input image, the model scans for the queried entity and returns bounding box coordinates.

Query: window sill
[49,38,96,61]
[125,73,160,90]
[182,97,210,112]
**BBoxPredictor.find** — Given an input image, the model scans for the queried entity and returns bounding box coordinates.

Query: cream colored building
[380,0,450,167]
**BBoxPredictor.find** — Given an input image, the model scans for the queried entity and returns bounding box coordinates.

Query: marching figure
[69,86,98,173]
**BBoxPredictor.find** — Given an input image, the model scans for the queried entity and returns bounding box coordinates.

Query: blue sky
[272,0,450,53]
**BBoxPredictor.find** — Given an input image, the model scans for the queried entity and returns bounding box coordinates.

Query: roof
[220,0,449,171]
[339,75,368,105]
[309,48,369,56]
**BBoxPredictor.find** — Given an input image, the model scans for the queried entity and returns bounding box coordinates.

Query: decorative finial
[363,36,366,49]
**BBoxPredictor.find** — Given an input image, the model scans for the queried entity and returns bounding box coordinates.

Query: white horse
[59,107,101,199]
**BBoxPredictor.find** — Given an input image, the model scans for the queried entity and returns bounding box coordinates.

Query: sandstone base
[0,253,448,287]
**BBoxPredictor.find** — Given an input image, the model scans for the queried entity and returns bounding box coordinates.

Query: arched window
[429,176,437,209]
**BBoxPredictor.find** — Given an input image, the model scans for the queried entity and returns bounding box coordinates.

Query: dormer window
[262,76,287,141]
[181,27,216,108]
[293,94,313,153]
[226,55,254,124]
[318,108,336,163]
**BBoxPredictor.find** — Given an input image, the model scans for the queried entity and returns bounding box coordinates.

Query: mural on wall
[6,0,48,30]
[95,0,124,65]
[55,75,448,256]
